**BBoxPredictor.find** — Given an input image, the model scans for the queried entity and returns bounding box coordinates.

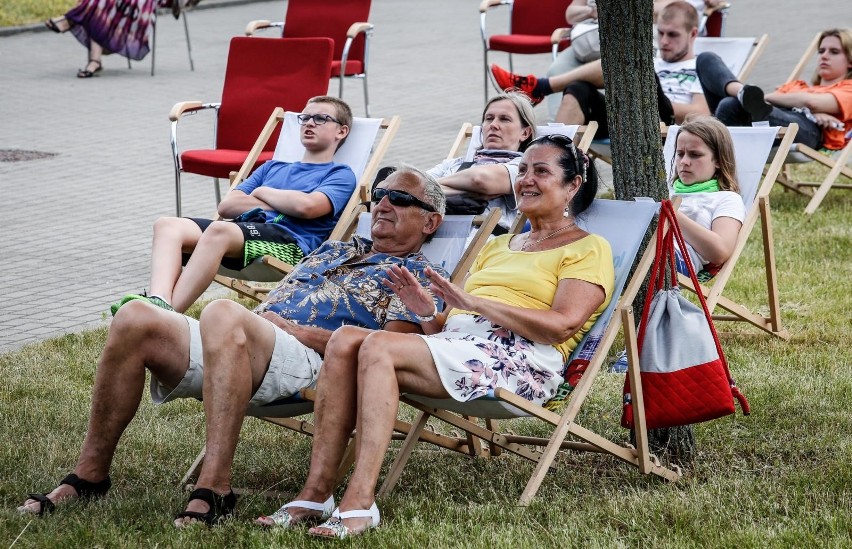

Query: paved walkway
[0,0,844,352]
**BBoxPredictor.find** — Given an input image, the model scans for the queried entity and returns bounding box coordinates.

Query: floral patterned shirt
[256,236,447,332]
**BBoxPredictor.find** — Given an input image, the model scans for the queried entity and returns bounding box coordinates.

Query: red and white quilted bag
[621,200,749,430]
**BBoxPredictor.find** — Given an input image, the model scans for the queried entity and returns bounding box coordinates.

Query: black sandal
[45,18,62,33]
[77,59,102,78]
[23,473,111,516]
[175,488,237,526]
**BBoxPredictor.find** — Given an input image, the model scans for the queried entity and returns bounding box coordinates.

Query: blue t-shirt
[234,160,356,254]
[256,236,449,332]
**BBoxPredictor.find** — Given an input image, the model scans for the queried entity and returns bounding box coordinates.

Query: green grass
[2,167,851,547]
[0,0,76,27]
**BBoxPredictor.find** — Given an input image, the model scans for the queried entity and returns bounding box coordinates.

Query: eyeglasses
[371,188,436,212]
[296,113,342,126]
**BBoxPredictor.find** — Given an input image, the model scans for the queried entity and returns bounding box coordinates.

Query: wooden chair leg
[378,410,431,499]
[180,445,206,490]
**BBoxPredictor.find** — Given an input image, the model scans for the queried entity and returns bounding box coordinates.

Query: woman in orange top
[696,28,852,150]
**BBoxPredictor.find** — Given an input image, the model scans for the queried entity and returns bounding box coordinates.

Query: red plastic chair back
[283,0,371,75]
[511,0,573,37]
[216,37,334,152]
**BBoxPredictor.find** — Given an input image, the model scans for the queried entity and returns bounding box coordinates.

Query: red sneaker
[490,64,542,105]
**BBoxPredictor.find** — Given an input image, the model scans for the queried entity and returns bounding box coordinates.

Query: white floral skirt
[420,313,565,406]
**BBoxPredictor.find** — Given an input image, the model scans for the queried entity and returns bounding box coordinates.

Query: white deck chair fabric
[694,36,763,80]
[408,198,659,419]
[356,213,476,274]
[463,124,580,161]
[216,114,383,282]
[663,125,779,210]
[273,111,382,180]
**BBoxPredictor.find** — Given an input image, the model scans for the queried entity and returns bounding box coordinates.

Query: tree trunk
[597,0,695,465]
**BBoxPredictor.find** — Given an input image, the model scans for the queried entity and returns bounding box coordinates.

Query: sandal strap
[282,495,334,512]
[176,488,237,525]
[187,488,237,513]
[25,493,55,516]
[59,473,111,499]
[175,510,215,525]
[264,495,334,528]
[333,502,380,523]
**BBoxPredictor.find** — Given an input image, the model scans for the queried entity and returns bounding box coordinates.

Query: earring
[563,205,571,218]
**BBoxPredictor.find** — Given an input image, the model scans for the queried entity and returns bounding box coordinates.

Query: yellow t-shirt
[448,233,615,361]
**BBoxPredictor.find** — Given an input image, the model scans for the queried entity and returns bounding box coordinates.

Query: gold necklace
[521,222,576,251]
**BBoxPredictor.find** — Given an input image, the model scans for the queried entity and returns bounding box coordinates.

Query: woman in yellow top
[256,135,614,538]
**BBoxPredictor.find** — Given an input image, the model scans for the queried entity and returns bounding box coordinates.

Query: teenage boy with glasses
[112,96,357,315]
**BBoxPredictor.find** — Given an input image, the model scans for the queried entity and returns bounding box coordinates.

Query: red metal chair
[480,0,573,101]
[168,36,334,216]
[245,0,374,115]
[701,2,730,37]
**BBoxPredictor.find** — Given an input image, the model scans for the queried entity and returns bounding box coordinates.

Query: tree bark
[597,0,695,464]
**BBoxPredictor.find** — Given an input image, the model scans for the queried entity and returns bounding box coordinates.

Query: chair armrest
[245,19,282,36]
[480,0,512,44]
[479,0,508,13]
[261,255,295,276]
[346,21,374,38]
[551,27,571,45]
[169,100,217,121]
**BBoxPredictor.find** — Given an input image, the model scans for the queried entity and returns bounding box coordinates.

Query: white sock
[736,87,745,104]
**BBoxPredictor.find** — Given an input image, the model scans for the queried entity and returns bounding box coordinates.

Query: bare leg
[175,300,277,526]
[88,42,103,64]
[19,301,191,512]
[274,326,373,525]
[170,221,246,313]
[555,94,587,125]
[311,331,449,535]
[149,217,203,304]
[547,59,605,93]
[724,81,744,97]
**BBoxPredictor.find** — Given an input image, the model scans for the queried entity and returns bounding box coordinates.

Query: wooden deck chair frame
[210,107,401,302]
[769,32,852,215]
[376,199,685,506]
[449,121,598,162]
[663,124,799,340]
[180,208,502,494]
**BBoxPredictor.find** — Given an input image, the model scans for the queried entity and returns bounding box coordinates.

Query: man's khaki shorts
[149,315,322,406]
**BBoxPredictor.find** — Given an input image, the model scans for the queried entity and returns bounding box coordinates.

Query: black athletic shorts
[186,218,304,271]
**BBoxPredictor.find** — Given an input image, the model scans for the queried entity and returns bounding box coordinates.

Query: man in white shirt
[490,1,710,137]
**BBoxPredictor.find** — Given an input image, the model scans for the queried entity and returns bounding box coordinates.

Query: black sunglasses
[371,187,436,212]
[296,113,342,126]
[529,134,576,149]
[529,134,587,178]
